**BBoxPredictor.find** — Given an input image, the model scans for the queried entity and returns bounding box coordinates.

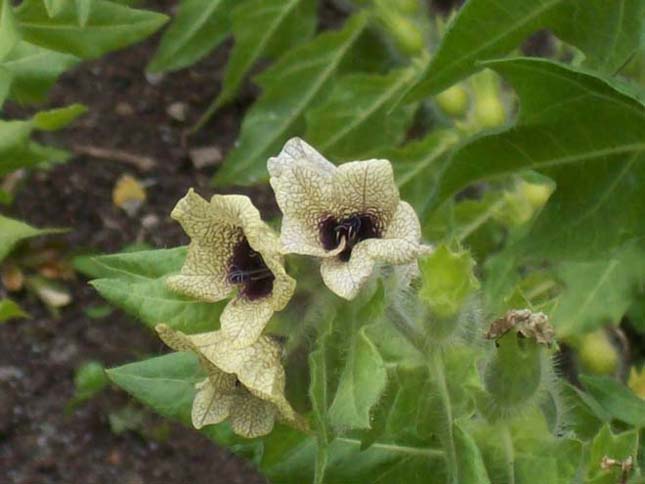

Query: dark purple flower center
[319,213,381,262]
[227,238,275,301]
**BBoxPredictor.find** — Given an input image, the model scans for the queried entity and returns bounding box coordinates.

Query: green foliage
[147,0,232,73]
[0,298,28,323]
[0,215,64,262]
[95,0,645,482]
[71,361,109,404]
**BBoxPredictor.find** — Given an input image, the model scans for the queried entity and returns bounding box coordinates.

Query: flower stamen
[228,238,275,300]
[320,213,381,262]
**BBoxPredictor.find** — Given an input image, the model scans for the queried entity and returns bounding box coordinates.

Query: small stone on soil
[189,146,223,169]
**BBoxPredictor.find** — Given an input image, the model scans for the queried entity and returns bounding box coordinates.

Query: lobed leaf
[90,247,223,333]
[406,0,645,100]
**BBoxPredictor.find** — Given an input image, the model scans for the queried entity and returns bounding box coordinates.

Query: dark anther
[319,213,381,262]
[227,238,275,300]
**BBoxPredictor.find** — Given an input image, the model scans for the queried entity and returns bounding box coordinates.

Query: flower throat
[227,238,275,300]
[319,213,381,262]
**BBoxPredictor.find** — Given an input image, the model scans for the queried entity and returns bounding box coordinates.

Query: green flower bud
[474,96,506,128]
[480,310,556,421]
[436,85,470,117]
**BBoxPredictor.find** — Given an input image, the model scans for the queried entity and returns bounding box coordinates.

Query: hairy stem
[429,349,458,484]
[501,424,515,484]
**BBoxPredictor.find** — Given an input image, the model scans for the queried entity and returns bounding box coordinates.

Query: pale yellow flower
[156,324,305,438]
[268,137,429,300]
[167,189,295,347]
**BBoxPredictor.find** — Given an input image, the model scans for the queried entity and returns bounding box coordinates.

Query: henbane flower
[156,324,305,438]
[268,137,429,300]
[167,189,295,347]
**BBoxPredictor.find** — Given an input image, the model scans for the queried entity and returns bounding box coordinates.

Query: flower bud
[577,330,619,376]
[435,84,470,117]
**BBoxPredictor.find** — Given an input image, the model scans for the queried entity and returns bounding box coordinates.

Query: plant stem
[429,349,459,484]
[501,424,515,484]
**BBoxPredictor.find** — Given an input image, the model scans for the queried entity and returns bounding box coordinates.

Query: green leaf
[0,0,20,61]
[0,65,12,107]
[328,324,387,431]
[551,242,645,338]
[305,67,418,161]
[111,351,447,483]
[75,0,92,27]
[2,41,79,104]
[0,298,28,323]
[42,0,65,17]
[213,12,368,186]
[580,375,645,428]
[16,0,168,60]
[453,421,492,484]
[0,215,64,262]
[215,0,317,107]
[90,247,223,333]
[72,361,108,401]
[406,0,645,100]
[587,425,639,482]
[147,0,232,73]
[433,58,645,260]
[32,103,87,131]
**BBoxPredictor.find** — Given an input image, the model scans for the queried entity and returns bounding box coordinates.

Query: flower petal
[229,393,277,438]
[330,159,399,227]
[191,377,234,429]
[220,297,274,348]
[384,201,422,243]
[320,249,376,300]
[268,139,334,256]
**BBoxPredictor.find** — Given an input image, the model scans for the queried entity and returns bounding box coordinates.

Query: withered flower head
[167,189,295,347]
[156,324,305,438]
[268,138,429,300]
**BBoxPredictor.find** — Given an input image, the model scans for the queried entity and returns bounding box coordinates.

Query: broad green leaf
[0,215,64,262]
[214,13,368,186]
[587,425,639,482]
[2,41,79,104]
[433,58,645,260]
[0,119,33,175]
[215,0,317,108]
[32,103,87,131]
[551,242,645,338]
[328,324,387,431]
[305,68,418,161]
[328,287,388,431]
[0,0,20,61]
[0,298,28,323]
[453,421,491,484]
[90,247,223,333]
[147,0,232,73]
[581,375,645,428]
[15,0,168,60]
[406,0,645,100]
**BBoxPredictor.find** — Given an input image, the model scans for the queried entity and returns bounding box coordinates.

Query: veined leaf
[581,376,645,428]
[215,0,317,108]
[2,41,79,104]
[147,0,232,73]
[90,247,223,333]
[15,0,168,60]
[433,58,645,260]
[0,0,20,61]
[213,13,368,186]
[0,298,28,323]
[0,215,65,262]
[551,241,645,338]
[407,0,645,100]
[305,67,418,161]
